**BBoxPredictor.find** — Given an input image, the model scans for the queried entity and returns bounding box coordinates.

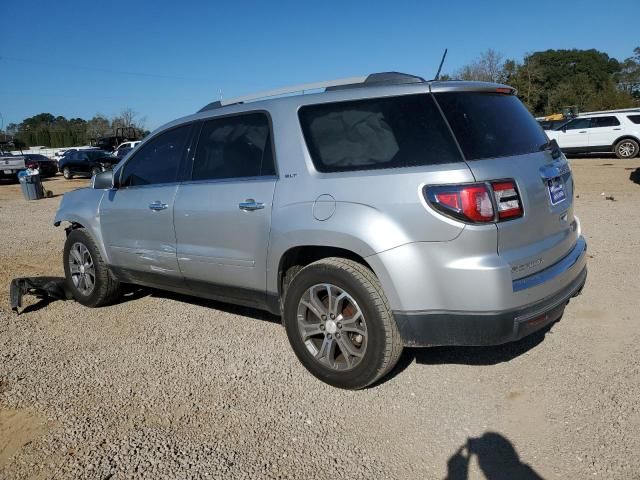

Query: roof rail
[578,107,640,116]
[198,72,426,112]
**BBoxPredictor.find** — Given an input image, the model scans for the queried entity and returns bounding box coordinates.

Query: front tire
[63,167,73,179]
[63,228,120,307]
[283,258,403,389]
[614,139,639,159]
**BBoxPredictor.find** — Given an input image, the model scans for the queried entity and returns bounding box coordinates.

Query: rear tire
[614,139,639,159]
[63,167,72,179]
[63,228,121,307]
[283,257,403,389]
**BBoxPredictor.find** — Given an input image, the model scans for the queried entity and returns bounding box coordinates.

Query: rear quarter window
[434,92,548,160]
[298,94,462,173]
[627,115,640,125]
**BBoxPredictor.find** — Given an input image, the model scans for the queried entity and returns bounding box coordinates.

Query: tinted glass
[628,115,640,125]
[434,92,548,160]
[121,124,190,187]
[298,94,461,173]
[192,113,275,180]
[564,118,592,130]
[592,116,620,127]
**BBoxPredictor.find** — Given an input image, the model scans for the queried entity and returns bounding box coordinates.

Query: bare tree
[112,108,146,133]
[457,49,506,83]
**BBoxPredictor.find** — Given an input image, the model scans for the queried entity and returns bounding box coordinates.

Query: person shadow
[445,432,544,480]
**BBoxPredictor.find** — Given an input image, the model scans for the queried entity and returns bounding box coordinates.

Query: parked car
[55,73,587,389]
[545,110,640,159]
[58,149,118,179]
[115,140,141,152]
[114,147,133,160]
[22,154,58,177]
[0,152,26,181]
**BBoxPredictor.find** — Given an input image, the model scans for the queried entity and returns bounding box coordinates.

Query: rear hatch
[434,90,578,279]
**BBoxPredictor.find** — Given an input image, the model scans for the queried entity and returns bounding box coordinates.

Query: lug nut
[336,333,341,338]
[321,315,327,320]
[330,314,335,319]
[320,324,325,330]
[327,334,332,339]
[337,322,342,329]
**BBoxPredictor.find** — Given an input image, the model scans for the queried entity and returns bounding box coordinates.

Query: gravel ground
[1,159,639,479]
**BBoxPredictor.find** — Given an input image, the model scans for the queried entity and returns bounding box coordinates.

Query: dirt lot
[1,159,639,479]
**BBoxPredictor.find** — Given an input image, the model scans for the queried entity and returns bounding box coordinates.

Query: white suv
[545,111,640,159]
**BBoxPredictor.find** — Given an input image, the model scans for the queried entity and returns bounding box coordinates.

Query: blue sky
[1,0,638,132]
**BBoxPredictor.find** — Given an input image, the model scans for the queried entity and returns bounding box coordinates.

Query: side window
[592,116,620,127]
[121,124,191,187]
[192,113,275,181]
[628,115,640,125]
[564,118,592,130]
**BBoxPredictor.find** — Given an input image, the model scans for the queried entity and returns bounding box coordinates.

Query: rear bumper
[394,266,587,347]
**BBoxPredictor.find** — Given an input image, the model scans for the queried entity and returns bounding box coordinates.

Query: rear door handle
[239,199,265,211]
[578,130,587,133]
[613,128,622,130]
[149,201,168,211]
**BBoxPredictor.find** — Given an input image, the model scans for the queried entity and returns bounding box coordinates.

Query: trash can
[18,171,44,200]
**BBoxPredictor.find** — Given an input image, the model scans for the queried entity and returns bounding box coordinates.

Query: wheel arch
[273,244,400,316]
[613,135,640,147]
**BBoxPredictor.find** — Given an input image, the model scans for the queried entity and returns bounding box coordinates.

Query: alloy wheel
[618,141,637,158]
[296,283,368,371]
[69,242,96,295]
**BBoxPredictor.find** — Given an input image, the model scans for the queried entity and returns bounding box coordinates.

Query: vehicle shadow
[378,321,555,387]
[630,167,640,185]
[444,431,544,479]
[144,287,281,324]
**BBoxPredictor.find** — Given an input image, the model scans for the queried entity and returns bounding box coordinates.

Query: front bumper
[394,266,587,347]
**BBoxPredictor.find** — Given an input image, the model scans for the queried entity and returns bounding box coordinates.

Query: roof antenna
[433,48,448,81]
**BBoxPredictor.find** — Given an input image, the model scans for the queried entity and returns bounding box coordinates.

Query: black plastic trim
[394,267,587,347]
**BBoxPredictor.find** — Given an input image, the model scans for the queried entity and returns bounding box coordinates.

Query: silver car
[55,73,587,389]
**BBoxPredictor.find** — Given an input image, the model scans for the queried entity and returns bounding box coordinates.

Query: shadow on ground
[444,432,544,479]
[630,167,640,185]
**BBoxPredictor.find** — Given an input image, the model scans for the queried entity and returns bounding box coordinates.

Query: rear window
[298,94,462,173]
[628,115,640,125]
[592,116,620,127]
[434,92,547,160]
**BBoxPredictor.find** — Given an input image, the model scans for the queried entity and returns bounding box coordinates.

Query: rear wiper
[539,139,561,159]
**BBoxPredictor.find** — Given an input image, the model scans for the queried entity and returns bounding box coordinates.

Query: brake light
[424,180,522,223]
[492,181,523,219]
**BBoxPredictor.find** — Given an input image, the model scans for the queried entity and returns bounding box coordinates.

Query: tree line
[445,47,640,115]
[1,109,148,149]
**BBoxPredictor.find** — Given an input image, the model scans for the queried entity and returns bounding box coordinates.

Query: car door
[100,123,193,288]
[588,116,621,149]
[554,117,592,150]
[173,112,277,307]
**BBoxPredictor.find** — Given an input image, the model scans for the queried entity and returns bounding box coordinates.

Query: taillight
[425,183,494,223]
[492,181,523,219]
[424,180,522,224]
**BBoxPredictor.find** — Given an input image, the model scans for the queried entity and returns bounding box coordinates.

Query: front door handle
[613,128,622,130]
[149,201,168,211]
[239,199,265,211]
[578,130,587,133]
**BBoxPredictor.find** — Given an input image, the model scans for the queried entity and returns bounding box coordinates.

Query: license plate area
[3,169,14,174]
[547,176,566,205]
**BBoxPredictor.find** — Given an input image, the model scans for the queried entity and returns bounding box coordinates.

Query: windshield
[434,92,547,160]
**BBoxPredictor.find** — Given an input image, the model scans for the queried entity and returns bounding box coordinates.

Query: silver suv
[55,73,587,389]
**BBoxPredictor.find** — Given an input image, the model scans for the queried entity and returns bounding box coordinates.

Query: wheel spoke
[69,264,81,274]
[70,247,82,265]
[300,321,323,338]
[336,334,364,360]
[316,335,336,368]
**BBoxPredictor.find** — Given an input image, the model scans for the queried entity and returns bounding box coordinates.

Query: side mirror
[562,126,567,133]
[92,169,115,189]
